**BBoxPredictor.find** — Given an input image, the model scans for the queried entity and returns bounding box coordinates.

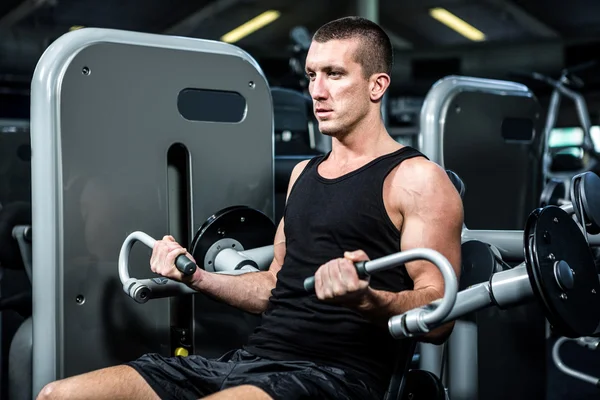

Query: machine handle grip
[124,278,197,304]
[119,231,197,301]
[175,255,197,276]
[304,248,457,334]
[303,261,368,292]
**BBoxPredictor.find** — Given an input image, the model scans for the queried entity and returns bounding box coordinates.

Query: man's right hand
[150,235,205,285]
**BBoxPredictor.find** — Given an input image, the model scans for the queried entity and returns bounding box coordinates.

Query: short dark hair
[313,16,393,78]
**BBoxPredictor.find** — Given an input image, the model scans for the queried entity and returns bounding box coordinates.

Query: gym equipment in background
[552,336,600,388]
[511,61,600,186]
[418,75,546,400]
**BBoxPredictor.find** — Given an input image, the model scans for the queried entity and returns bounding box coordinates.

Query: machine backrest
[418,76,547,400]
[420,76,544,230]
[30,28,273,395]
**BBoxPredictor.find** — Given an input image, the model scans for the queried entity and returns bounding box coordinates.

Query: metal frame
[418,75,534,167]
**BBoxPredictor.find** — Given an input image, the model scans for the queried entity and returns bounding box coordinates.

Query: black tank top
[244,146,427,393]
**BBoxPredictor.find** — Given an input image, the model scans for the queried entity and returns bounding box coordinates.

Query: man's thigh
[202,385,273,400]
[126,350,238,400]
[220,351,379,400]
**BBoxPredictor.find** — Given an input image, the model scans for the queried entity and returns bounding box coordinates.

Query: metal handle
[552,337,600,388]
[119,231,197,303]
[118,231,195,284]
[303,248,458,333]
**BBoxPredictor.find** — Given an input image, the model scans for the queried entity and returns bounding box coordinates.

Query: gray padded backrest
[420,76,544,230]
[30,28,273,396]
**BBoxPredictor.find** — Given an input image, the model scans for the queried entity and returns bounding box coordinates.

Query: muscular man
[37,16,463,400]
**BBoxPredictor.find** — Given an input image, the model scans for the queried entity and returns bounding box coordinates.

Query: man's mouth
[316,108,333,117]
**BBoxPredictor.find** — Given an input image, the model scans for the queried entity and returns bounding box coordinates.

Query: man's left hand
[314,250,371,306]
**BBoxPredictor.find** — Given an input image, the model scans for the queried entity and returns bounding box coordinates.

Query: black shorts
[126,348,382,400]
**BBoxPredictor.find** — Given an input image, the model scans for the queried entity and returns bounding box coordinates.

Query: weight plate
[524,206,600,337]
[190,206,276,271]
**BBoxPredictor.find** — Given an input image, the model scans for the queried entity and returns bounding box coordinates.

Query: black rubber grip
[303,261,368,293]
[175,255,196,276]
[303,276,316,292]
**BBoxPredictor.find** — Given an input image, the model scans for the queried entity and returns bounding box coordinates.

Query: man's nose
[310,75,328,101]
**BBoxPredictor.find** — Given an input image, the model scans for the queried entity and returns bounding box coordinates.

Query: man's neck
[329,115,399,163]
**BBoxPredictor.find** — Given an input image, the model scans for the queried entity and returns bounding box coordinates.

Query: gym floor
[547,336,600,400]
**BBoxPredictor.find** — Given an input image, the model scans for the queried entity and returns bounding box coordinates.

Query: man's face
[305,38,372,137]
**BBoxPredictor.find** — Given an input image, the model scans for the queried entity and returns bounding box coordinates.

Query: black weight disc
[524,206,600,337]
[401,369,446,400]
[190,206,276,271]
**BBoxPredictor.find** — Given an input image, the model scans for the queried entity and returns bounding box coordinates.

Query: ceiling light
[429,7,486,42]
[221,10,281,44]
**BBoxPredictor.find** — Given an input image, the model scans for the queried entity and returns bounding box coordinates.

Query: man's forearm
[353,287,453,343]
[354,287,441,323]
[189,271,276,314]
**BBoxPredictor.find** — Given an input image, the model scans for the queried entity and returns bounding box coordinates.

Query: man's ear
[370,73,390,102]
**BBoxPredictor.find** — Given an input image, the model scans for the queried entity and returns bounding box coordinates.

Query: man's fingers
[344,249,370,262]
[315,268,325,300]
[166,247,189,267]
[165,242,184,252]
[339,259,360,291]
[186,251,196,264]
[331,259,350,296]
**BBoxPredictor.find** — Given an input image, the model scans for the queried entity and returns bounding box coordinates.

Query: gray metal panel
[419,75,543,230]
[419,76,534,167]
[31,28,273,397]
[443,91,543,230]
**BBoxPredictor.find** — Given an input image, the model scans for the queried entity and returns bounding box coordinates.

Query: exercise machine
[383,171,600,340]
[28,27,274,398]
[552,336,600,388]
[513,61,599,186]
[515,62,600,208]
[418,75,546,399]
[514,63,600,394]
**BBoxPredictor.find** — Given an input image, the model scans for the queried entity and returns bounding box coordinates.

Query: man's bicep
[400,166,464,291]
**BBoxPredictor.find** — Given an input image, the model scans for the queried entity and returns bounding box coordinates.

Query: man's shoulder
[388,157,462,214]
[291,158,312,178]
[391,156,447,188]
